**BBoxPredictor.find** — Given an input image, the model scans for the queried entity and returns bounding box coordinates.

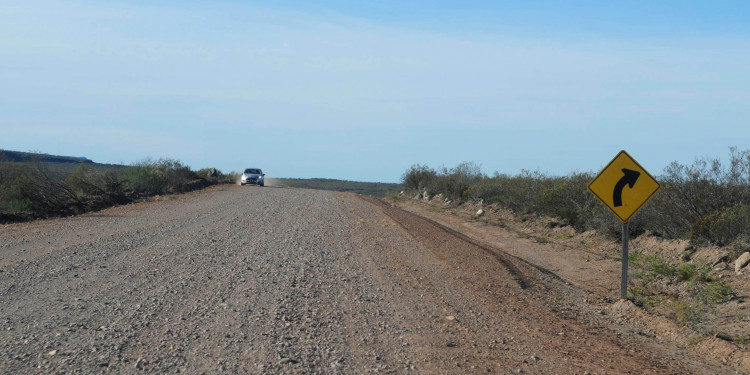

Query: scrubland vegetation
[627,251,734,330]
[401,147,750,255]
[0,153,234,222]
[0,151,396,222]
[401,148,750,332]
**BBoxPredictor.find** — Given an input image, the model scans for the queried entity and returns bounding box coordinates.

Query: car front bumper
[241,177,263,185]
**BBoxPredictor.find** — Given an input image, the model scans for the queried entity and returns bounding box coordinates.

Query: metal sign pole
[588,151,660,301]
[620,221,629,300]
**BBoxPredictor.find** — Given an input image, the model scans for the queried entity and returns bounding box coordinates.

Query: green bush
[675,263,711,282]
[629,252,677,277]
[677,263,697,282]
[671,298,705,324]
[628,250,732,327]
[701,282,733,304]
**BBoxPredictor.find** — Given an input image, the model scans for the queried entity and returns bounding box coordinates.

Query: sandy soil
[0,185,746,374]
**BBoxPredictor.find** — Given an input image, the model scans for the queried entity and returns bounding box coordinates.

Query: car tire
[259,183,264,187]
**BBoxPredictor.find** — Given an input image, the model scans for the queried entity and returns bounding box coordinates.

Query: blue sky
[2,1,750,182]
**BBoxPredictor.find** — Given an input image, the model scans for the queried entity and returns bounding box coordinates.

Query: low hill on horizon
[0,149,128,179]
[0,149,95,164]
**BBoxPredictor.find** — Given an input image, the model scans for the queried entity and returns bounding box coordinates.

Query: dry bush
[689,205,750,247]
[0,162,32,214]
[401,164,437,192]
[1,155,222,222]
[12,158,82,216]
[67,164,124,197]
[120,158,200,195]
[642,147,750,239]
[401,147,750,245]
[468,170,544,214]
[427,162,485,201]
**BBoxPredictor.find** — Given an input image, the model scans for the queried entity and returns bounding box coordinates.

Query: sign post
[588,151,660,300]
[621,221,629,299]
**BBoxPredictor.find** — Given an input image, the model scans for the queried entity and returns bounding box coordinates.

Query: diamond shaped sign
[588,151,661,223]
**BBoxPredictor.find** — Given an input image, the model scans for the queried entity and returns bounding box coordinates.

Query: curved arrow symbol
[613,168,640,207]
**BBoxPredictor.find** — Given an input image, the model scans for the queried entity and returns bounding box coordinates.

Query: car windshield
[244,169,261,174]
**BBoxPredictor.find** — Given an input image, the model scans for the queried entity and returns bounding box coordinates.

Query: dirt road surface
[0,186,741,374]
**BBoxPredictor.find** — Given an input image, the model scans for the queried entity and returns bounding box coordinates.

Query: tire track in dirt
[359,195,540,290]
[351,194,738,375]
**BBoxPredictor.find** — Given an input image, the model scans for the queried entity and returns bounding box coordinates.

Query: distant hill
[0,149,127,179]
[0,150,94,164]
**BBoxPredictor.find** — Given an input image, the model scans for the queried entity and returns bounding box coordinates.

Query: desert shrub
[675,263,710,282]
[401,164,437,191]
[535,174,586,226]
[426,162,484,201]
[701,282,733,304]
[403,147,750,244]
[152,158,198,191]
[197,167,226,182]
[120,158,199,195]
[689,204,750,247]
[728,234,750,263]
[671,298,706,324]
[467,170,545,214]
[630,252,677,278]
[642,147,750,239]
[628,283,659,309]
[197,168,241,185]
[533,172,622,232]
[4,158,83,216]
[0,154,223,221]
[628,250,732,327]
[67,164,124,197]
[0,162,30,214]
[466,177,507,203]
[120,165,164,195]
[677,263,697,282]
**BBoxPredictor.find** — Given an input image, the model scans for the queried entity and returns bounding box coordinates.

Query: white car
[241,168,265,186]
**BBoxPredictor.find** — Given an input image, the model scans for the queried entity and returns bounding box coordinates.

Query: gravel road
[0,186,737,374]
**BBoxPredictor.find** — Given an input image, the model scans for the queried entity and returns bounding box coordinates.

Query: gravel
[0,186,737,374]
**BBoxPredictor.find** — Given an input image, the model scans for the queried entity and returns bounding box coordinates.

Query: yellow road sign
[588,150,661,223]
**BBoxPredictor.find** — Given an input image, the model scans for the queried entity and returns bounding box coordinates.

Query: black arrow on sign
[613,168,641,207]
